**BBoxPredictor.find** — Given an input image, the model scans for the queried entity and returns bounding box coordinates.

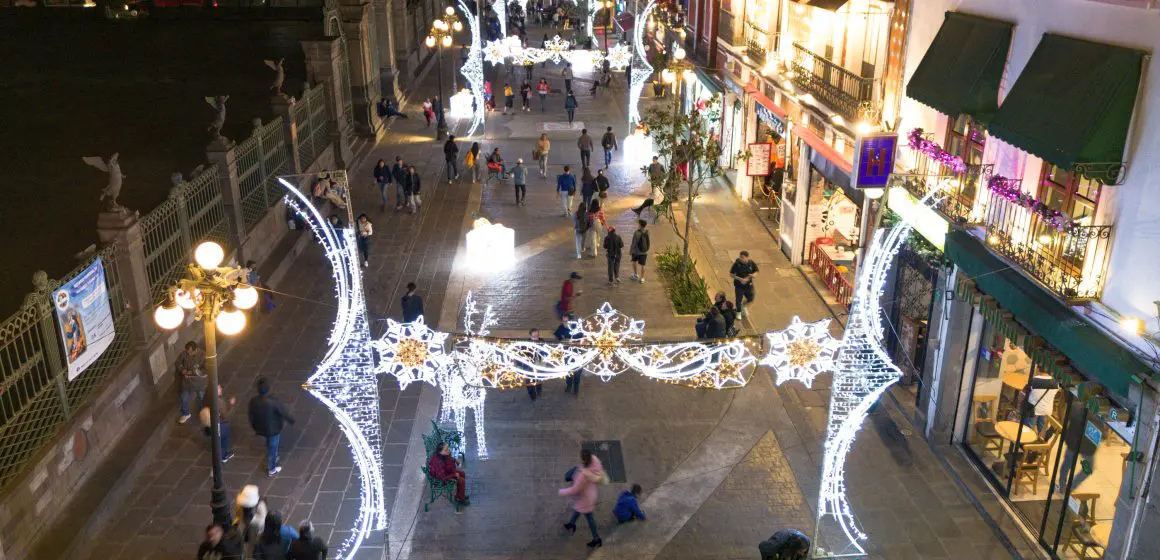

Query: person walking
[405,165,422,213]
[536,78,551,112]
[373,159,391,211]
[525,328,544,400]
[572,204,591,259]
[466,142,482,183]
[603,225,623,285]
[647,156,665,195]
[577,128,593,168]
[428,442,470,506]
[558,271,582,318]
[401,282,424,322]
[422,98,434,126]
[483,80,493,110]
[391,156,408,210]
[579,167,597,210]
[443,135,460,183]
[629,219,651,283]
[523,59,534,83]
[600,126,618,168]
[535,133,551,176]
[254,512,295,560]
[512,159,528,206]
[356,214,373,267]
[176,341,207,424]
[586,199,606,257]
[199,384,237,463]
[730,250,759,316]
[559,449,605,548]
[556,165,576,216]
[562,62,574,92]
[502,82,514,115]
[198,523,244,560]
[564,92,578,125]
[595,168,610,199]
[248,376,296,477]
[287,523,329,560]
[520,81,532,111]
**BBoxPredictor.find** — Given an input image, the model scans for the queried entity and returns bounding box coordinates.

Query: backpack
[577,214,590,233]
[635,230,650,253]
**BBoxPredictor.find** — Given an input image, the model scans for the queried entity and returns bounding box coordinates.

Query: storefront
[683,68,724,134]
[746,86,789,228]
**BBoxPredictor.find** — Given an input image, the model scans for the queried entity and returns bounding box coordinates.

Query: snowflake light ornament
[762,316,840,388]
[570,302,645,380]
[606,44,632,70]
[371,317,450,389]
[483,41,508,64]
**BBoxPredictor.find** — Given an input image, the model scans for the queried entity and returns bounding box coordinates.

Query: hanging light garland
[906,128,967,174]
[987,174,1081,233]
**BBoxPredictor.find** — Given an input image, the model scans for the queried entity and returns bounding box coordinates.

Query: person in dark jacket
[704,307,727,339]
[602,226,624,285]
[248,377,296,477]
[595,168,610,196]
[525,329,544,400]
[443,135,460,183]
[428,442,469,505]
[600,127,618,168]
[404,166,422,213]
[579,167,597,210]
[287,523,328,560]
[613,484,646,523]
[373,159,391,210]
[401,282,424,323]
[391,156,407,210]
[730,250,759,316]
[198,523,244,560]
[714,292,738,336]
[253,512,293,560]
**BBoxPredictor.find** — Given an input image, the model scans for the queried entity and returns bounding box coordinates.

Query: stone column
[341,2,384,139]
[271,95,303,176]
[303,38,355,168]
[97,211,155,348]
[391,0,416,82]
[372,0,401,102]
[205,140,248,264]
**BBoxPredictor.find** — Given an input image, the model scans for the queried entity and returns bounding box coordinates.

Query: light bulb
[674,47,686,60]
[442,35,453,47]
[194,241,225,269]
[863,188,885,200]
[453,21,463,31]
[233,284,259,310]
[216,305,247,335]
[679,29,686,40]
[153,301,185,330]
[445,5,454,15]
[174,287,199,310]
[1120,316,1145,336]
[855,120,873,136]
[426,35,436,48]
[662,69,676,83]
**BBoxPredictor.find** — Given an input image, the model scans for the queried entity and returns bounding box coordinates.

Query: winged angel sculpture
[82,153,126,213]
[205,95,230,141]
[264,59,285,97]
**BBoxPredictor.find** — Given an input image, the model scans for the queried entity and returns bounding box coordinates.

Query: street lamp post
[427,6,463,141]
[153,240,257,527]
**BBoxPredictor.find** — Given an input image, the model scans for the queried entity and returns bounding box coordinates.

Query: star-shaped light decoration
[606,44,633,70]
[570,302,645,380]
[540,35,572,63]
[370,316,450,389]
[761,316,840,388]
[482,40,509,64]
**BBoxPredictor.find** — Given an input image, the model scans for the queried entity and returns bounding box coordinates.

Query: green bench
[420,421,466,512]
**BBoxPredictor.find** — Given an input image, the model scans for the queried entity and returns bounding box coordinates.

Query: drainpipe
[1122,389,1160,560]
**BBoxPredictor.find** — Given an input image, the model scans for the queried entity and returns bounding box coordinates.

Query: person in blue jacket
[613,484,646,523]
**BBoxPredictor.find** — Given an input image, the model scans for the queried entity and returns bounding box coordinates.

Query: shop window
[961,316,1128,558]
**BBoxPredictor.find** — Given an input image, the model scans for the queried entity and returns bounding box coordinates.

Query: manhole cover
[581,440,626,483]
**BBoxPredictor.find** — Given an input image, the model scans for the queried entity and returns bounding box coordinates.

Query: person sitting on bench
[486,147,508,178]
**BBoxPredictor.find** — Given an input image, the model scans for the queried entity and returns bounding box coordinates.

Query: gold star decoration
[396,338,428,368]
[788,339,822,367]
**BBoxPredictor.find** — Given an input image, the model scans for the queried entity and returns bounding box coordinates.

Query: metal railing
[892,159,991,224]
[743,22,770,65]
[808,241,854,309]
[292,84,331,171]
[983,190,1114,301]
[790,43,877,122]
[238,117,293,232]
[0,244,133,491]
[139,167,228,302]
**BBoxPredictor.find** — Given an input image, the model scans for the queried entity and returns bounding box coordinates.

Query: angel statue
[264,58,285,96]
[205,95,230,141]
[82,153,126,213]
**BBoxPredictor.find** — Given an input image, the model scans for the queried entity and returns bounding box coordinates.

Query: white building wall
[900,0,1160,329]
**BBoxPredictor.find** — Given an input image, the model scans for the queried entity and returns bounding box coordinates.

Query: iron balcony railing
[983,188,1113,301]
[790,43,877,122]
[743,22,770,65]
[901,147,991,224]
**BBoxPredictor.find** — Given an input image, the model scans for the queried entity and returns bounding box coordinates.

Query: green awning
[987,34,1145,183]
[905,11,1013,122]
[693,68,725,95]
[945,230,1153,398]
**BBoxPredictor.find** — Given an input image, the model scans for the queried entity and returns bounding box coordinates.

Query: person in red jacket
[428,442,469,506]
[557,272,582,319]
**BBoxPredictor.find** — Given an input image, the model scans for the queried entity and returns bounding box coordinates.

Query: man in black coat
[391,156,408,210]
[602,225,624,285]
[248,376,296,477]
[443,135,460,183]
[401,282,424,323]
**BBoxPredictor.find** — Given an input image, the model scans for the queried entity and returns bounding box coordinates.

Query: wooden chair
[1066,493,1104,559]
[972,397,1003,457]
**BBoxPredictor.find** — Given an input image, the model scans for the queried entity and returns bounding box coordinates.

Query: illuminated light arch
[457,0,486,136]
[628,0,656,124]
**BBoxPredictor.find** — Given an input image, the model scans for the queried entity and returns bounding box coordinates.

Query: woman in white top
[356,213,374,267]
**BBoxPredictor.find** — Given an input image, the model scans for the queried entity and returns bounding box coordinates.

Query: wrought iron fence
[889,165,991,224]
[239,117,293,232]
[140,166,228,302]
[743,22,769,65]
[0,243,133,492]
[983,192,1114,301]
[791,43,876,122]
[293,84,330,171]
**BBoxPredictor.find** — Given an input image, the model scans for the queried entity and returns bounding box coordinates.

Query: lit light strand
[482,35,632,70]
[629,0,657,123]
[457,0,486,136]
[762,317,840,389]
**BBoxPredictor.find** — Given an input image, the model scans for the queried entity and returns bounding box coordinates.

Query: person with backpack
[248,376,296,477]
[466,142,482,184]
[559,449,605,549]
[564,92,578,125]
[557,165,576,216]
[443,135,460,183]
[602,225,623,285]
[600,126,618,168]
[573,205,590,259]
[629,219,650,283]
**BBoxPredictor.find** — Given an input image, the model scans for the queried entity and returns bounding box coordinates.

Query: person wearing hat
[557,272,583,320]
[512,158,528,206]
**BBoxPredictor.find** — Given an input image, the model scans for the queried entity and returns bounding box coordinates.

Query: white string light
[629,0,657,123]
[762,316,840,389]
[370,317,451,390]
[457,0,486,136]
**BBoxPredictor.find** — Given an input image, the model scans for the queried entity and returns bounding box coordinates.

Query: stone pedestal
[271,95,304,176]
[206,142,247,264]
[95,210,155,345]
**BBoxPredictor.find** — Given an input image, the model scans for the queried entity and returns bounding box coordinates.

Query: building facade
[881,1,1160,558]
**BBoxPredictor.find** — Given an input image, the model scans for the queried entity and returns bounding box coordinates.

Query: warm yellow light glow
[445,5,454,15]
[194,241,225,270]
[1038,234,1052,244]
[799,93,816,105]
[674,47,686,61]
[987,234,999,245]
[864,188,885,200]
[453,21,463,31]
[426,35,436,48]
[661,69,676,84]
[233,284,259,310]
[1120,316,1145,336]
[829,114,844,126]
[655,28,664,41]
[153,301,185,330]
[216,306,247,335]
[794,4,805,15]
[442,35,453,47]
[855,120,873,136]
[174,288,199,310]
[679,29,687,40]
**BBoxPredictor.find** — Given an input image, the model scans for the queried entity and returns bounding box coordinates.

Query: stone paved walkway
[80,22,1016,560]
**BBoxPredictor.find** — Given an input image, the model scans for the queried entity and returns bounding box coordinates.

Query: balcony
[790,43,877,122]
[743,22,771,65]
[983,185,1113,301]
[897,149,990,224]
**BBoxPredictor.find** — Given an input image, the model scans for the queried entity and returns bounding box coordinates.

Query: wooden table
[1002,373,1029,390]
[995,421,1039,444]
[1091,522,1111,548]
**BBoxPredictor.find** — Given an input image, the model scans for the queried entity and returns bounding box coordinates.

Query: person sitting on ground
[613,483,647,523]
[428,442,470,506]
[384,98,407,119]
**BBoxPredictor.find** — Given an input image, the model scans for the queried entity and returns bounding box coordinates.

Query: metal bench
[420,421,466,512]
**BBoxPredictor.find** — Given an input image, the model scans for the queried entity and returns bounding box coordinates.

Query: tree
[639,92,722,277]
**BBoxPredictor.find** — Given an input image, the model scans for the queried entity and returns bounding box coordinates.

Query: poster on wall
[53,258,115,381]
[746,142,773,176]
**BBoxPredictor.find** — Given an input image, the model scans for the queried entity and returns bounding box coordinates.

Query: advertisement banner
[746,142,773,176]
[53,258,115,381]
[853,133,898,189]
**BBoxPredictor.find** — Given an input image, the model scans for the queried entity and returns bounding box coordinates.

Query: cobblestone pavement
[83,25,1015,560]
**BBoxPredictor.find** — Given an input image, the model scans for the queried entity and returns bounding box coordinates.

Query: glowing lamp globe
[233,284,259,310]
[623,129,656,169]
[674,47,686,60]
[661,69,676,84]
[442,35,453,47]
[194,241,225,270]
[453,21,463,31]
[153,301,185,330]
[445,5,454,15]
[216,305,247,335]
[174,288,199,310]
[465,218,515,272]
[426,35,436,48]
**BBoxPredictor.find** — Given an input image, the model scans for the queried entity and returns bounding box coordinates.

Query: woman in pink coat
[559,449,604,548]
